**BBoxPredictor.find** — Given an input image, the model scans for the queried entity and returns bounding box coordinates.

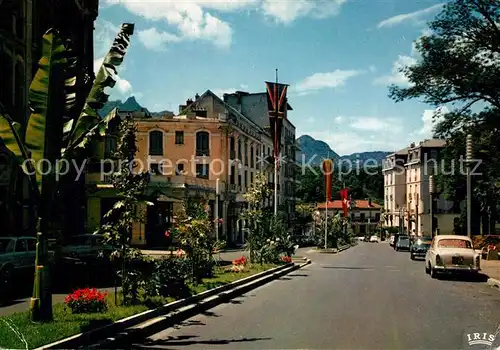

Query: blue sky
[94,0,446,156]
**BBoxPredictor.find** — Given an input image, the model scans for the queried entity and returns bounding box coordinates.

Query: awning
[157,195,182,202]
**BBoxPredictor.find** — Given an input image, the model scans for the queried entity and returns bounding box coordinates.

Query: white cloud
[261,0,346,24]
[413,106,449,138]
[373,55,416,86]
[377,3,444,29]
[334,115,344,123]
[137,27,181,51]
[93,20,121,58]
[94,57,134,99]
[368,65,377,73]
[350,117,404,132]
[105,0,347,48]
[211,84,250,97]
[295,69,364,94]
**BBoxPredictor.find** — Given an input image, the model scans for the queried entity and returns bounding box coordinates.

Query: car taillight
[436,255,442,266]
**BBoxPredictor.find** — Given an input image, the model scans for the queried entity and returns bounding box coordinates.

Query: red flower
[165,230,171,238]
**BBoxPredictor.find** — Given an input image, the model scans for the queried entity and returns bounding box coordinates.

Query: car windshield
[0,239,15,254]
[438,239,472,249]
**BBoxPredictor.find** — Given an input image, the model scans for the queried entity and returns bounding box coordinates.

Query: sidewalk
[481,259,500,286]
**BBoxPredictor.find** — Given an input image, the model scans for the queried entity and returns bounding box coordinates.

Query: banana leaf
[61,37,79,143]
[66,23,134,155]
[0,113,27,163]
[0,112,39,196]
[25,29,67,191]
[69,107,120,151]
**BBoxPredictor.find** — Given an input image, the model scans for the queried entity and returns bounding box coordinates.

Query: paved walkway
[482,259,500,281]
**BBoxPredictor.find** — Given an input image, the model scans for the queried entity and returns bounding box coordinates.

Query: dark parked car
[395,235,410,251]
[410,237,432,260]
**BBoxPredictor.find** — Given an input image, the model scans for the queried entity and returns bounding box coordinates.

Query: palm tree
[0,23,135,321]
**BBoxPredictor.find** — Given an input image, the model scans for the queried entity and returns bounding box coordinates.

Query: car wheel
[410,253,415,260]
[430,266,438,279]
[0,266,13,302]
[425,263,430,274]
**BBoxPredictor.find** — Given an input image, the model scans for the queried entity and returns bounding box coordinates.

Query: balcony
[196,148,210,157]
[87,173,222,192]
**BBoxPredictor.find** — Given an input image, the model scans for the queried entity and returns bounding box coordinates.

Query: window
[150,163,161,175]
[238,173,242,186]
[250,172,253,184]
[244,142,248,165]
[244,170,248,187]
[15,239,27,252]
[149,131,163,155]
[438,239,472,249]
[230,137,235,159]
[175,131,184,145]
[196,131,209,156]
[238,139,242,160]
[230,165,235,184]
[27,239,36,252]
[176,163,185,175]
[196,164,209,179]
[256,147,260,170]
[105,137,117,156]
[250,146,254,168]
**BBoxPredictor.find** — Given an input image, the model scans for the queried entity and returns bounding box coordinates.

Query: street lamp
[429,175,435,238]
[466,134,473,238]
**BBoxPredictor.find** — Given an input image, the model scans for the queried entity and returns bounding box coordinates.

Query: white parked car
[425,235,480,278]
[369,235,379,243]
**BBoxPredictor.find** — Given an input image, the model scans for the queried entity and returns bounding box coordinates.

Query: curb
[487,277,500,290]
[93,259,311,349]
[35,260,310,350]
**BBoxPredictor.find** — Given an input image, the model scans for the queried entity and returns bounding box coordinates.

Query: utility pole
[429,175,434,238]
[215,178,220,241]
[466,134,473,238]
[273,69,279,216]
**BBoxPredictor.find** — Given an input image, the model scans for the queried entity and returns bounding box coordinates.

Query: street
[132,242,500,349]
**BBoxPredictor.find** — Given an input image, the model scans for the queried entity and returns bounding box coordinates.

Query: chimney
[186,98,193,106]
[195,93,200,100]
[368,198,372,207]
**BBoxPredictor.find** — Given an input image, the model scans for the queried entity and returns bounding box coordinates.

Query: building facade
[85,90,275,247]
[0,0,98,236]
[383,139,458,236]
[223,91,298,225]
[315,199,382,235]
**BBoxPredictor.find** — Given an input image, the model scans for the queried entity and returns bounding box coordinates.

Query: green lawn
[0,264,277,349]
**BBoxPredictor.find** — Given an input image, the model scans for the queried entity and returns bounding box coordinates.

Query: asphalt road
[132,242,500,350]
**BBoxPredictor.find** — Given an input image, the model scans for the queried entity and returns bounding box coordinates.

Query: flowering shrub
[280,256,292,263]
[231,256,247,272]
[64,288,107,314]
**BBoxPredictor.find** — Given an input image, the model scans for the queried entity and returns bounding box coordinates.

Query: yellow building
[85,90,276,247]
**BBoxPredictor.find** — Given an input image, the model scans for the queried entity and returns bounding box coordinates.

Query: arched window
[149,131,163,155]
[196,131,209,156]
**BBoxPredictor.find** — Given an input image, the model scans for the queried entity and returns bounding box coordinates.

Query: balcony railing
[196,148,210,156]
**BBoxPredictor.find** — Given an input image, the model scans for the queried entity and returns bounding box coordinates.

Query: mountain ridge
[296,135,390,166]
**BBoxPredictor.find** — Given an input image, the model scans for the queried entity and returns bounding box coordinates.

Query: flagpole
[274,68,279,216]
[325,151,330,250]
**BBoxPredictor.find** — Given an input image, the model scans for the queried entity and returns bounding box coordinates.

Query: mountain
[296,135,340,165]
[296,135,390,166]
[98,96,174,118]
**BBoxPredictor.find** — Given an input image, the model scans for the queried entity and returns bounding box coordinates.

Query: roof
[316,200,382,210]
[223,91,296,129]
[181,90,267,134]
[409,139,447,149]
